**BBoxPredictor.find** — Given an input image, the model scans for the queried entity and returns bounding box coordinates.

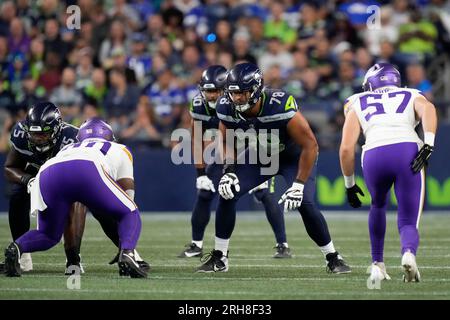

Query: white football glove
[248,180,269,194]
[196,175,216,192]
[218,173,240,199]
[27,177,36,194]
[278,182,304,213]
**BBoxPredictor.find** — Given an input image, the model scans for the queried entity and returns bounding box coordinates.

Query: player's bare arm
[4,148,29,185]
[286,111,318,183]
[339,109,361,177]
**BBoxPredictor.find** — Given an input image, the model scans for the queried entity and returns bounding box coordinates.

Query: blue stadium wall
[0,126,449,212]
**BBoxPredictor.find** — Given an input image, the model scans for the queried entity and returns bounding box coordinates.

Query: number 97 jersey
[344,88,423,151]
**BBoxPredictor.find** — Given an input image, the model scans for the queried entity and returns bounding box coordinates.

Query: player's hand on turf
[196,175,216,192]
[346,184,364,208]
[248,180,269,194]
[278,182,304,213]
[27,177,36,194]
[411,144,433,173]
[218,173,240,199]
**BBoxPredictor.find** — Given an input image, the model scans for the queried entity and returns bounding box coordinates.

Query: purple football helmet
[362,63,401,91]
[77,118,115,142]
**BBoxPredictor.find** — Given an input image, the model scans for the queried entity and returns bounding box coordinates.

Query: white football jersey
[41,138,134,181]
[344,87,423,151]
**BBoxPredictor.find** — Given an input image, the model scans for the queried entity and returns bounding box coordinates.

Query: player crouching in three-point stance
[4,118,148,278]
[339,62,437,282]
[196,62,351,274]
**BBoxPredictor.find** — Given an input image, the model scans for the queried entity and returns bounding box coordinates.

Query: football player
[196,63,351,273]
[339,62,437,282]
[1,101,82,273]
[4,118,148,278]
[179,65,292,259]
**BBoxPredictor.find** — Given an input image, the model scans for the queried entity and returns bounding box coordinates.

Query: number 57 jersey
[344,88,423,151]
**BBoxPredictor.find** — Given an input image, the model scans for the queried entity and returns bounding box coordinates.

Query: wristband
[424,132,435,147]
[344,175,355,188]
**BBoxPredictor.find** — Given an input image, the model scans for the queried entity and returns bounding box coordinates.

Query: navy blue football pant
[191,169,287,244]
[212,150,331,247]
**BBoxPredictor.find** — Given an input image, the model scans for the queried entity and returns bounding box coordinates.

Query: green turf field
[1,212,450,300]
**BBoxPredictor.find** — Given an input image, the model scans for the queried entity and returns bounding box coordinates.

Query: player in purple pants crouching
[4,118,147,278]
[339,63,437,283]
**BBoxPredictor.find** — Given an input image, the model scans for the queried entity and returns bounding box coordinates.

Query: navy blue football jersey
[216,88,300,153]
[9,121,78,175]
[189,93,220,130]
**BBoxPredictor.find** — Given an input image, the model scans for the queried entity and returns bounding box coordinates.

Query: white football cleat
[401,251,420,282]
[368,262,391,282]
[20,253,33,272]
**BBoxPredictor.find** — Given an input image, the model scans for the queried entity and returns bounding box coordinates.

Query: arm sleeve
[116,147,134,180]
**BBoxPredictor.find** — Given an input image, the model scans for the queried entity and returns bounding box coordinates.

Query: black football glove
[411,144,433,174]
[346,184,365,208]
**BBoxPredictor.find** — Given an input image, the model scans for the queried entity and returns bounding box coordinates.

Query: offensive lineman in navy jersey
[196,63,351,273]
[179,65,292,259]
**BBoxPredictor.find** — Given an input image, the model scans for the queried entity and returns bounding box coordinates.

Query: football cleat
[273,243,292,259]
[110,249,150,273]
[402,251,421,282]
[118,249,148,278]
[196,250,228,273]
[178,243,203,258]
[19,252,33,272]
[326,252,351,274]
[4,242,21,277]
[65,255,85,276]
[367,262,391,282]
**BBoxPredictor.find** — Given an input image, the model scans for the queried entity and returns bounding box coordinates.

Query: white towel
[29,172,47,217]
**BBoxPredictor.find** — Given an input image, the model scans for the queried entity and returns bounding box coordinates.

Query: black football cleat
[178,243,203,258]
[118,249,148,278]
[326,252,351,274]
[196,250,228,273]
[110,250,150,275]
[273,243,292,259]
[4,242,21,277]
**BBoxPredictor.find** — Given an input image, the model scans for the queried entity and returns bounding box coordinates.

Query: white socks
[192,240,203,249]
[215,237,229,255]
[319,241,336,257]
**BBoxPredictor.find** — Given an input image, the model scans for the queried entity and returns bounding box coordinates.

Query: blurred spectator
[119,96,161,147]
[127,33,152,87]
[74,48,94,90]
[331,61,361,102]
[217,50,233,69]
[82,68,108,116]
[176,44,204,88]
[5,52,29,101]
[108,0,141,31]
[355,47,374,81]
[145,14,165,54]
[43,18,70,65]
[397,11,437,61]
[16,74,46,112]
[247,16,266,59]
[232,28,257,65]
[215,19,233,53]
[144,68,185,138]
[99,19,129,69]
[7,17,30,55]
[258,37,293,74]
[29,37,45,80]
[264,1,297,47]
[0,1,16,37]
[0,36,8,75]
[38,50,62,93]
[297,2,326,52]
[328,12,361,48]
[363,6,399,56]
[308,37,334,81]
[104,67,140,134]
[388,0,411,28]
[89,1,113,55]
[406,63,434,101]
[264,64,285,89]
[49,67,83,125]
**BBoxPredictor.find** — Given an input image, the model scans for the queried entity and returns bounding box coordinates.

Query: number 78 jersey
[344,87,423,151]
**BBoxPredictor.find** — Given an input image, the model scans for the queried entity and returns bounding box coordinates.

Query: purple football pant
[16,160,141,253]
[363,142,425,263]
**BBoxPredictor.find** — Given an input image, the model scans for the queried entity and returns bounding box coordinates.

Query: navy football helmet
[199,65,227,109]
[23,101,63,153]
[226,63,264,112]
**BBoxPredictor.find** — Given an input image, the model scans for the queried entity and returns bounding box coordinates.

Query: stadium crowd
[0,0,449,151]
